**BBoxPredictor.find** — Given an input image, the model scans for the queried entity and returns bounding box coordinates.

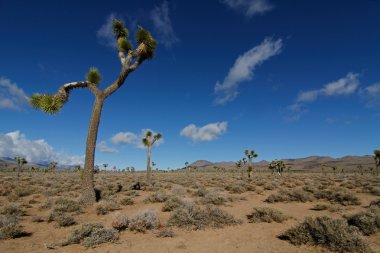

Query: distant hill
[0,157,77,171]
[189,155,375,171]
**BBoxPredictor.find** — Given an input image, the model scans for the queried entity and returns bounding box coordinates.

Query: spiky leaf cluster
[30,94,63,114]
[112,19,129,38]
[86,67,102,85]
[117,38,132,53]
[136,27,157,59]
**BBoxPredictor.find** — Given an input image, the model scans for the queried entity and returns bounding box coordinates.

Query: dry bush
[168,204,242,230]
[111,215,129,231]
[0,215,24,240]
[265,189,314,203]
[48,211,76,227]
[310,203,329,211]
[199,192,228,206]
[60,222,118,248]
[279,216,371,253]
[54,198,81,213]
[369,199,380,208]
[120,196,134,206]
[247,207,288,223]
[162,196,184,212]
[156,227,175,238]
[96,200,120,215]
[129,210,159,233]
[314,188,361,206]
[171,185,186,196]
[0,204,25,217]
[346,207,380,235]
[144,191,169,203]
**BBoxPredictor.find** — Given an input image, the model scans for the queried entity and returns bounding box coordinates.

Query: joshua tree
[14,156,27,178]
[374,149,380,176]
[142,131,162,184]
[184,161,189,173]
[235,160,243,179]
[29,20,156,205]
[244,149,258,179]
[102,164,108,171]
[47,161,58,172]
[268,160,285,176]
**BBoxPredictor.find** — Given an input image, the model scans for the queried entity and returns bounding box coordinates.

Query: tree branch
[57,81,101,102]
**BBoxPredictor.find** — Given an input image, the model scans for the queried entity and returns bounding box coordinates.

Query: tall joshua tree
[244,149,258,179]
[374,150,380,176]
[15,156,27,178]
[142,131,162,184]
[29,20,157,205]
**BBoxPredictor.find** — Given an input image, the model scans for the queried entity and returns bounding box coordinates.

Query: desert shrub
[96,200,120,215]
[265,189,313,203]
[120,197,134,206]
[48,211,76,227]
[0,204,25,217]
[0,215,24,240]
[346,208,380,235]
[279,216,371,253]
[144,191,169,203]
[247,207,287,223]
[60,223,104,246]
[82,228,119,248]
[54,198,81,213]
[314,188,361,206]
[226,184,246,193]
[193,187,208,197]
[156,227,175,238]
[310,204,329,211]
[168,204,241,230]
[199,192,227,206]
[39,199,53,210]
[129,210,159,233]
[111,215,129,231]
[369,199,380,208]
[162,196,184,212]
[172,185,186,196]
[263,183,276,191]
[124,190,140,197]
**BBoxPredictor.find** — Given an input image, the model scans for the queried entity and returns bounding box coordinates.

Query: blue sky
[0,0,379,170]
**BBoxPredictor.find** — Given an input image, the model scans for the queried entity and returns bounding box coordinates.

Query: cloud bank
[0,77,29,110]
[223,0,274,17]
[0,131,83,165]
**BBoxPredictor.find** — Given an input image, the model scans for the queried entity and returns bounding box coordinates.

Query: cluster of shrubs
[47,198,81,227]
[168,204,242,230]
[246,207,288,223]
[0,204,26,240]
[111,210,159,233]
[265,189,314,203]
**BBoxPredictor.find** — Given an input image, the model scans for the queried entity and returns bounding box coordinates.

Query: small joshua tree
[235,160,243,179]
[142,131,162,184]
[374,149,380,176]
[103,163,108,171]
[244,149,258,179]
[30,20,156,205]
[14,156,27,178]
[268,160,285,176]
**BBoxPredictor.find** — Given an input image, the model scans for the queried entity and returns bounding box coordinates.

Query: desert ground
[0,171,379,253]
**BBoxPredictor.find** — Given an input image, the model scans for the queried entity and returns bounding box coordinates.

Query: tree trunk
[81,95,105,205]
[146,146,152,184]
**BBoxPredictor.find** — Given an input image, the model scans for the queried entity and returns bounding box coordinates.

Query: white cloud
[287,73,360,121]
[223,0,274,17]
[97,140,118,153]
[0,77,29,110]
[97,13,120,49]
[0,130,83,165]
[214,38,282,105]
[111,132,138,145]
[360,83,380,108]
[180,122,228,142]
[150,1,179,48]
[111,129,164,149]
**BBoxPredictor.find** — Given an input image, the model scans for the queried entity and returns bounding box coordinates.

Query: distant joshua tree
[244,149,258,179]
[48,162,58,173]
[15,156,27,178]
[29,20,156,205]
[235,160,243,179]
[268,160,285,176]
[374,149,380,176]
[185,161,189,173]
[142,131,162,184]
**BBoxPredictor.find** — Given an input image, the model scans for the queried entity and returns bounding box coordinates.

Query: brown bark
[146,145,152,184]
[81,95,105,205]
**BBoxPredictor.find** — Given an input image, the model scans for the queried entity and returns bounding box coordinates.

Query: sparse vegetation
[279,216,371,252]
[129,210,159,233]
[247,207,288,223]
